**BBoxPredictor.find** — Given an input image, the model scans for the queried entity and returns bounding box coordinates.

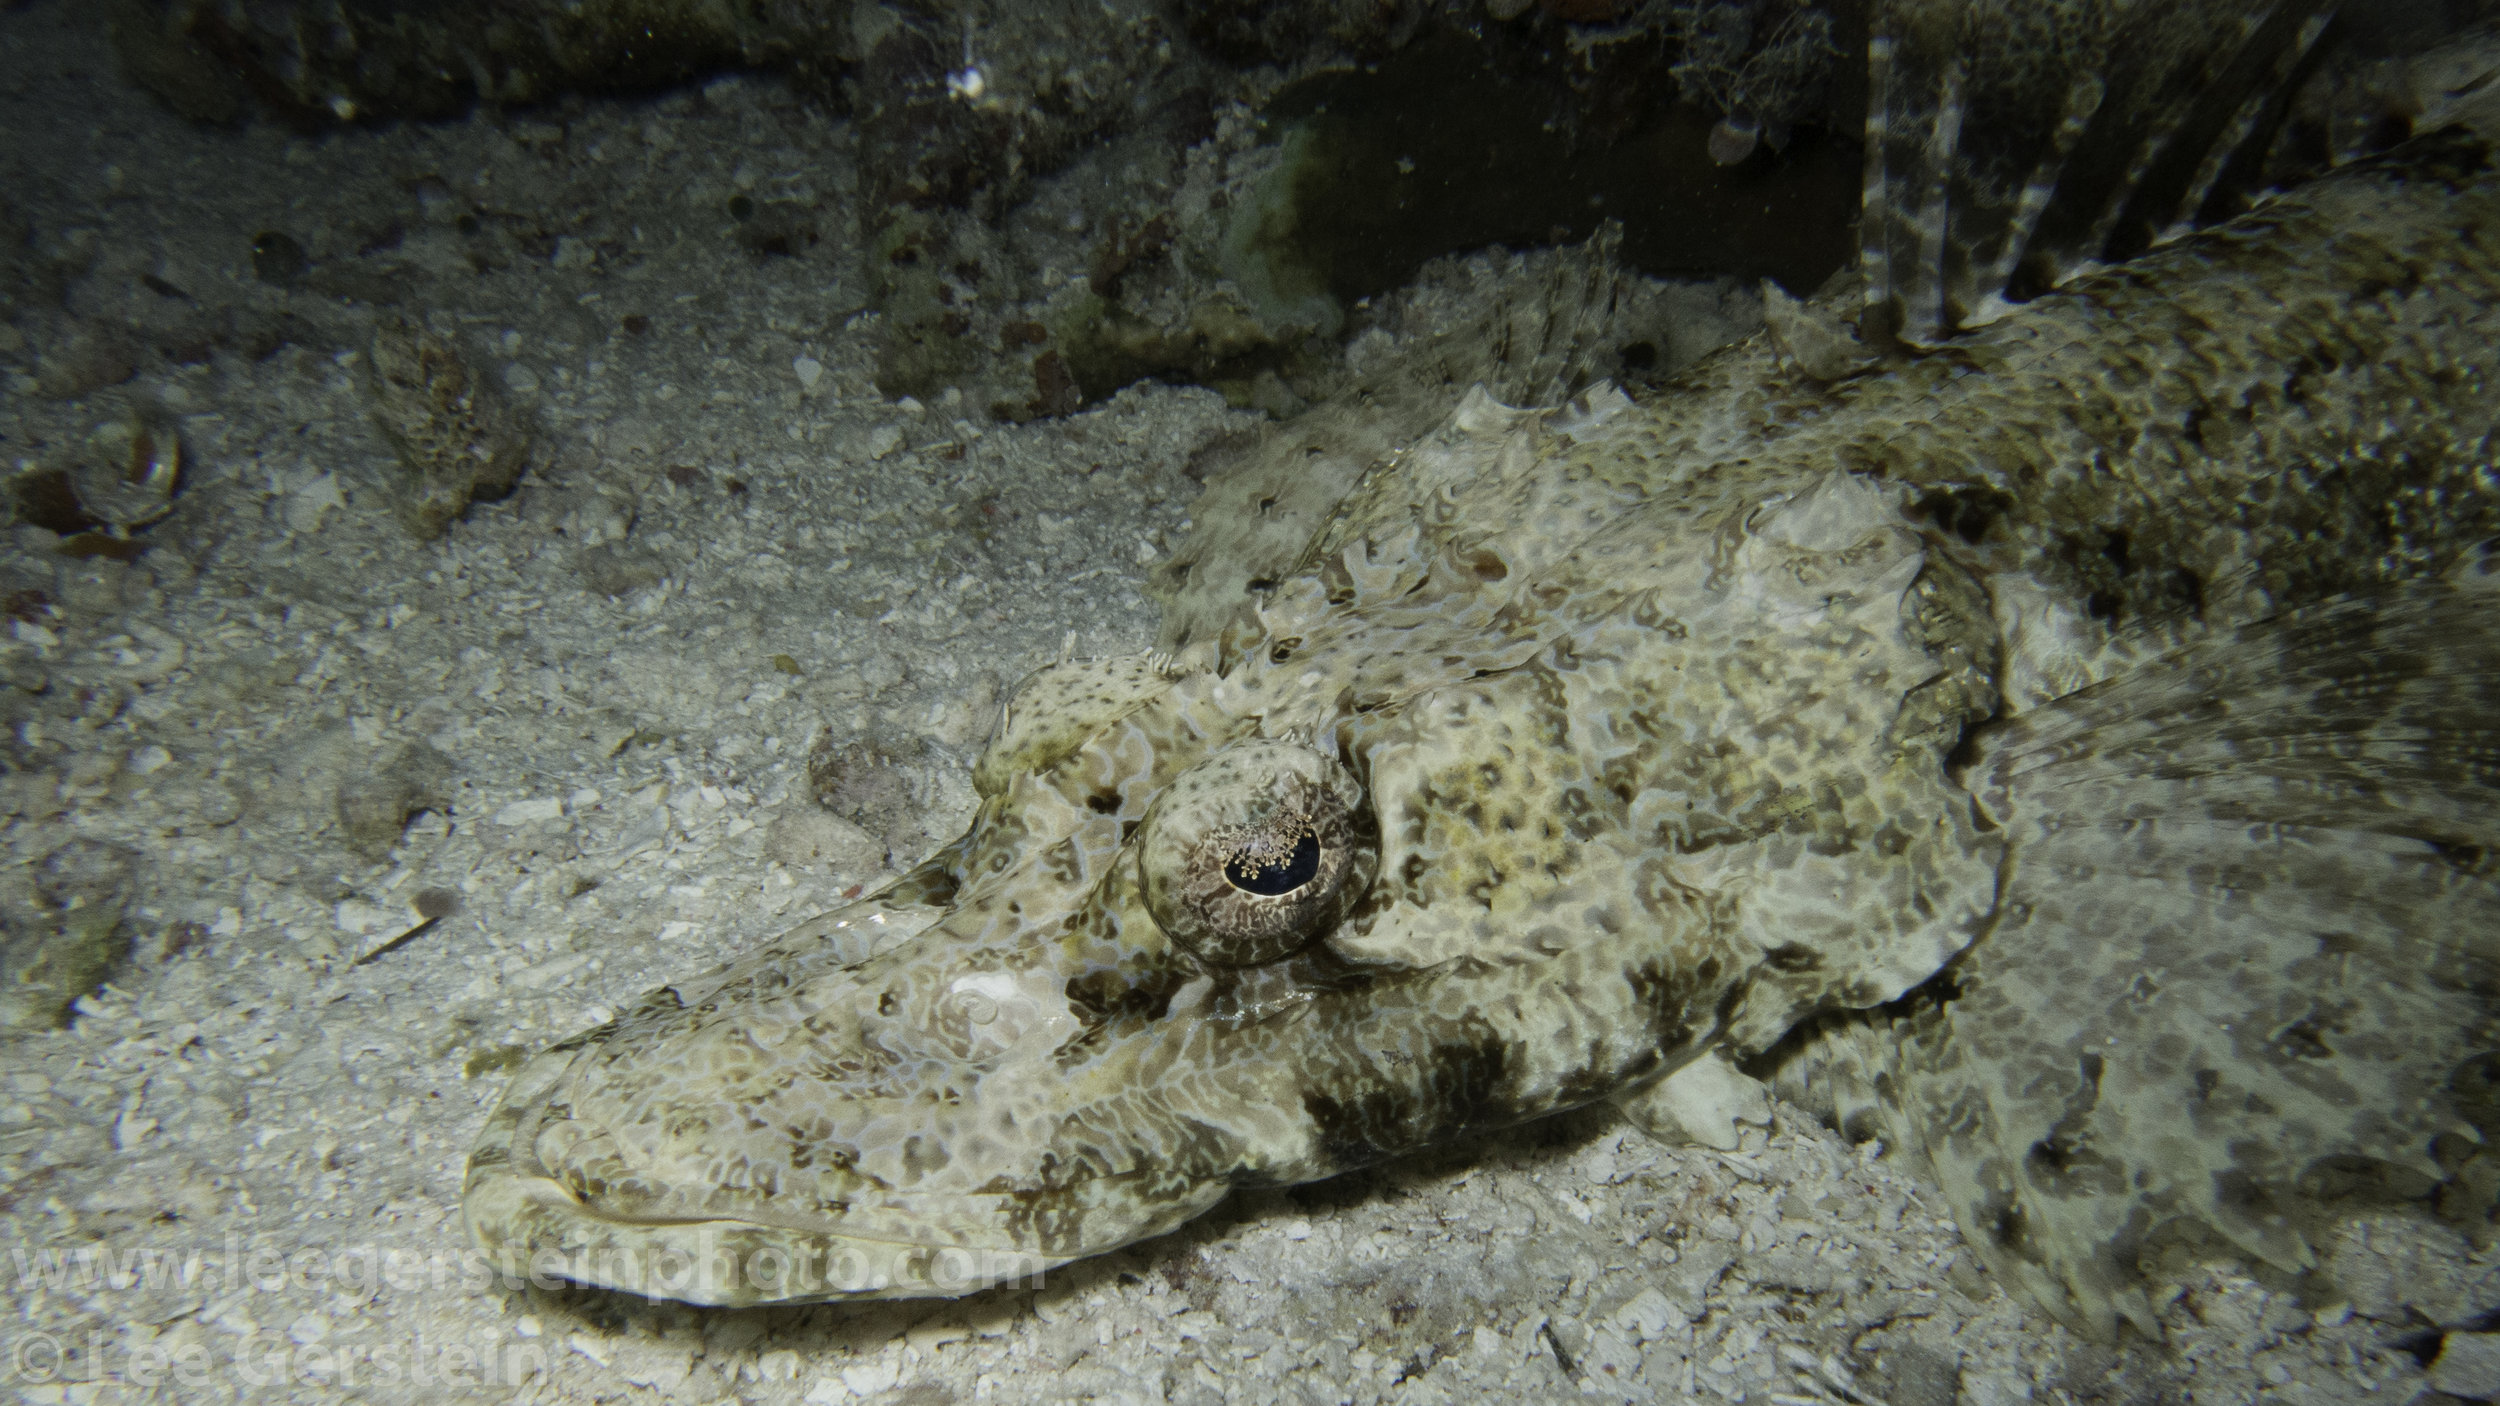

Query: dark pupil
[1224,830,1321,896]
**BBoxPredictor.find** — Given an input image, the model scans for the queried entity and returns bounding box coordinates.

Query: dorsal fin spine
[1859,33,1900,322]
[1967,76,2106,323]
[1906,60,1968,340]
[1861,0,2336,345]
[2164,10,2333,242]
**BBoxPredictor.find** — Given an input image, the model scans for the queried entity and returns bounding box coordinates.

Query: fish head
[464,438,2001,1305]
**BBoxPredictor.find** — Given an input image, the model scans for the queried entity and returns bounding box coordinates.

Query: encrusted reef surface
[109,0,1886,409]
[107,0,2489,415]
[0,2,2497,1405]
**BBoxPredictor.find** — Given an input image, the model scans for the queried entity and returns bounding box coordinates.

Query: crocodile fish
[464,0,2500,1336]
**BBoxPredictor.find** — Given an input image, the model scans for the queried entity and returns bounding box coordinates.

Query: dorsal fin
[1862,0,2333,345]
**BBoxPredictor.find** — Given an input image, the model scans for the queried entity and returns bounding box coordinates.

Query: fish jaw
[460,1096,1161,1307]
[459,883,1237,1305]
[459,850,1748,1304]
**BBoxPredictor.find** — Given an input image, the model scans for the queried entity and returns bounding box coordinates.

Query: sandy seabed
[0,4,2492,1403]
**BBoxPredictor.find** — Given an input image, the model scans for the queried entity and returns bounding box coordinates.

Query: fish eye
[1138,741,1377,967]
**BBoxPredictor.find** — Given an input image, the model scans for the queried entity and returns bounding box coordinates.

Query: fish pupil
[1224,829,1321,896]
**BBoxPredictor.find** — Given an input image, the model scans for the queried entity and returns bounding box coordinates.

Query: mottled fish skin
[462,130,2500,1320]
[1783,566,2500,1335]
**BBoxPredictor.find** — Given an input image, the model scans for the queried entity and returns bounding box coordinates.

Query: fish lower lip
[464,1174,1058,1305]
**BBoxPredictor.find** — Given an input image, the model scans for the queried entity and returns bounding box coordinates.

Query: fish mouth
[461,1013,1229,1306]
[460,1173,1061,1306]
[460,1042,1063,1305]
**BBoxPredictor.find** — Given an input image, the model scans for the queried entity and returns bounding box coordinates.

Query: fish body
[463,6,2500,1334]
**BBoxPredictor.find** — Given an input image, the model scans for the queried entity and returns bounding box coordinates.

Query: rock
[287,473,346,533]
[861,424,905,461]
[554,486,637,547]
[765,805,886,875]
[167,779,242,829]
[576,543,664,598]
[1747,1249,1842,1293]
[249,230,309,286]
[365,316,531,538]
[336,742,459,859]
[805,734,917,850]
[2433,1333,2500,1400]
[493,797,564,826]
[33,325,138,400]
[1611,1286,1684,1344]
[1666,1242,1734,1305]
[1871,1343,1962,1406]
[1962,1369,2039,1406]
[0,840,139,1030]
[200,646,300,706]
[2327,1217,2487,1326]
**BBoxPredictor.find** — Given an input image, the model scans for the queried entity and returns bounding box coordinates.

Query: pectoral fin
[1781,565,2500,1338]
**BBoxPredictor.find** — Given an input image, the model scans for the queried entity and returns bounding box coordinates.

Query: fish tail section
[1779,556,2500,1337]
